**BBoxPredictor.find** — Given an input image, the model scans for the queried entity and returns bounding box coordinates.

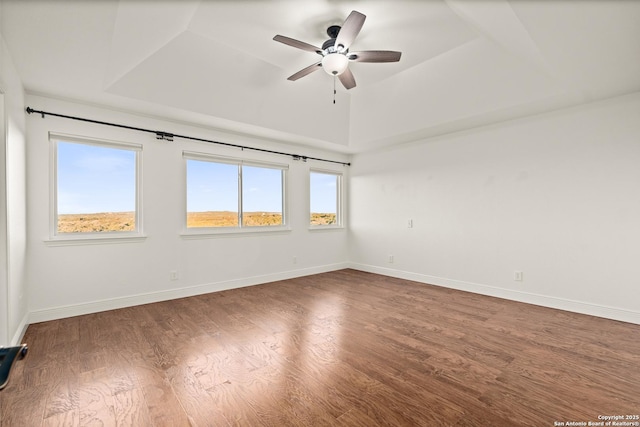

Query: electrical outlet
[293,256,297,264]
[388,255,394,263]
[408,219,413,228]
[170,270,179,281]
[514,271,523,282]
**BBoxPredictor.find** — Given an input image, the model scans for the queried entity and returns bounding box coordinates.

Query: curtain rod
[26,107,351,167]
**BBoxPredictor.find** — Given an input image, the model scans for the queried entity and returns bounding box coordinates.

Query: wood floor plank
[112,387,153,426]
[42,409,80,427]
[3,269,640,426]
[76,368,118,427]
[165,364,232,426]
[0,382,48,426]
[136,366,191,427]
[334,408,390,427]
[43,378,79,419]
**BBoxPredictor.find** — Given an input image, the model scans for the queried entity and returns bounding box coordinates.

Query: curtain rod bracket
[155,131,174,142]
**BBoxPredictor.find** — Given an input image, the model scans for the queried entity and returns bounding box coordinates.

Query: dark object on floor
[0,344,28,390]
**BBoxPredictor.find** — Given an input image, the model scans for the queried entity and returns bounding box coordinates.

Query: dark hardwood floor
[1,269,639,426]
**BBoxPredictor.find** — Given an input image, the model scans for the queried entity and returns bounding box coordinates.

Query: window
[185,152,287,231]
[186,160,239,227]
[310,170,342,227]
[241,165,284,227]
[51,134,141,237]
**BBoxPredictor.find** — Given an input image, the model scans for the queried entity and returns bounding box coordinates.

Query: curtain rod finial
[26,107,45,118]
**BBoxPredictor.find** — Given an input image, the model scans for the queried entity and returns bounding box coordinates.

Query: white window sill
[181,226,292,239]
[308,225,345,232]
[44,234,147,247]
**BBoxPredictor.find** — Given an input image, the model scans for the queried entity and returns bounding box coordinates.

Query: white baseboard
[28,262,349,324]
[349,263,640,326]
[11,312,29,345]
[27,262,640,327]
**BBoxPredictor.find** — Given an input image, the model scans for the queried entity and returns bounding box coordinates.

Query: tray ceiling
[2,0,639,152]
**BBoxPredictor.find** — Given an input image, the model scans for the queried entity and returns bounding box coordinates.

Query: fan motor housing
[322,38,336,51]
[326,25,341,38]
[322,25,348,53]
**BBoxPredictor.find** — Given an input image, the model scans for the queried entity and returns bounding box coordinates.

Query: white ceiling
[2,0,639,153]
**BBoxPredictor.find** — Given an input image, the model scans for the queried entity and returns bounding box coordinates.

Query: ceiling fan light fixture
[273,10,402,91]
[321,53,349,76]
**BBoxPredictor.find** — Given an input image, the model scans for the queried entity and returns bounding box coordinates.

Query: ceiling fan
[273,10,402,90]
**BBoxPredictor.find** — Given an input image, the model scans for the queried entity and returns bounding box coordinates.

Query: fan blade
[273,35,322,54]
[287,62,322,81]
[338,68,356,90]
[335,11,366,50]
[348,50,402,63]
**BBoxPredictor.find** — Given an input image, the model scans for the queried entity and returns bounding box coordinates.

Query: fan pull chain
[333,76,337,104]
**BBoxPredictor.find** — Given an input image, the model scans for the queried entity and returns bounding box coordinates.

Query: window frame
[48,132,144,245]
[309,168,344,230]
[182,151,290,236]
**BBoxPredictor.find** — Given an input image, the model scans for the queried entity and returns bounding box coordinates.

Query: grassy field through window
[310,212,337,226]
[187,211,282,228]
[57,212,135,233]
[58,211,337,232]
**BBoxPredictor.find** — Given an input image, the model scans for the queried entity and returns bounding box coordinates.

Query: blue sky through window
[187,160,238,212]
[57,141,136,214]
[242,165,282,213]
[310,172,338,214]
[58,148,337,216]
[187,160,284,213]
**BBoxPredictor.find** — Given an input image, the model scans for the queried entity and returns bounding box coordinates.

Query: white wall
[0,91,6,346]
[349,92,640,324]
[0,27,29,345]
[25,94,349,322]
[16,70,640,328]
